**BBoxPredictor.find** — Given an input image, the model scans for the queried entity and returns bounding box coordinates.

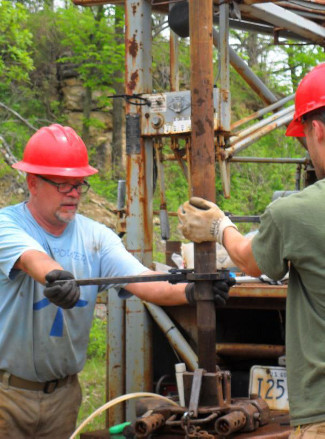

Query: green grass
[76,317,108,437]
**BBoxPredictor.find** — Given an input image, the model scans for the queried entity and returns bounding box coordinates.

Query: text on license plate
[249,365,289,411]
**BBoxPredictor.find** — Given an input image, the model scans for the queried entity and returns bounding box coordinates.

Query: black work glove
[185,278,236,306]
[44,270,80,309]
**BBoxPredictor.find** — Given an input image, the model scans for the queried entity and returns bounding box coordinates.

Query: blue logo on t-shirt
[33,298,88,337]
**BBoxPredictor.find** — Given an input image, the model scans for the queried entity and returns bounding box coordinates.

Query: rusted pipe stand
[126,366,289,438]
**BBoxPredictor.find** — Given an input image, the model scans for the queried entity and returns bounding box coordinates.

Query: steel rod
[231,94,294,130]
[230,105,294,145]
[190,0,217,373]
[229,157,309,164]
[225,112,293,158]
[216,343,285,358]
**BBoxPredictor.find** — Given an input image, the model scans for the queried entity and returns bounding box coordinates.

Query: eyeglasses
[37,175,90,194]
[301,114,308,123]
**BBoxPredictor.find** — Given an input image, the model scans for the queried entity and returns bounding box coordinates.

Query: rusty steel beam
[230,157,309,164]
[229,105,294,146]
[240,1,325,44]
[230,285,287,298]
[124,0,153,421]
[189,0,216,373]
[216,343,285,358]
[169,3,179,92]
[224,112,293,159]
[106,292,125,426]
[218,3,231,133]
[231,94,294,131]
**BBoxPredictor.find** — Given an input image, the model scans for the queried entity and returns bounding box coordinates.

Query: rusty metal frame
[72,0,325,433]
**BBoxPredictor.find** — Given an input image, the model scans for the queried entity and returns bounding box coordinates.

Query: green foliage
[87,317,107,359]
[220,129,302,213]
[78,357,106,433]
[78,316,107,432]
[0,1,34,86]
[26,7,66,121]
[152,34,191,91]
[0,4,319,247]
[282,43,325,89]
[88,172,120,203]
[57,5,124,93]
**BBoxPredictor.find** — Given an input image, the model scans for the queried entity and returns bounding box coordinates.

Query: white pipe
[175,363,186,406]
[144,301,198,370]
[234,273,288,283]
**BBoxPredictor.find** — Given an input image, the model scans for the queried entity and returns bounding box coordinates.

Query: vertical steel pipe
[106,289,125,426]
[169,3,179,92]
[218,2,231,133]
[189,0,217,373]
[217,2,231,198]
[124,0,153,421]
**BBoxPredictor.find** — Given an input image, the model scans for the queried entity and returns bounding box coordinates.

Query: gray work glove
[178,197,237,244]
[185,278,236,306]
[44,270,80,309]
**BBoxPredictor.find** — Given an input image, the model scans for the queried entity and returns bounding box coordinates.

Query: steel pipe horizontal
[225,112,294,158]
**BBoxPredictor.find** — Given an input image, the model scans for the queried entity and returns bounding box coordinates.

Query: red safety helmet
[286,63,325,137]
[12,124,98,177]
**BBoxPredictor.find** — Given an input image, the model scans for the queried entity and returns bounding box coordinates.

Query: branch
[0,102,37,132]
[0,135,24,177]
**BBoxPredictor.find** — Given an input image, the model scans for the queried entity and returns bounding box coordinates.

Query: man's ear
[26,174,38,195]
[312,120,325,142]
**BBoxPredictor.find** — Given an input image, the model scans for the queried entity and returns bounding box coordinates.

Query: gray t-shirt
[0,202,147,381]
[252,180,325,426]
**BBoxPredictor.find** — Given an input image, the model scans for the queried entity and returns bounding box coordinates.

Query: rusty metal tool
[50,268,232,287]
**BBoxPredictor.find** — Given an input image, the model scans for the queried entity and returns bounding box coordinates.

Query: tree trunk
[82,86,92,147]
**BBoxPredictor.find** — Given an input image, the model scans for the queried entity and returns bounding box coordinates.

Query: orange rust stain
[128,35,139,58]
[125,150,152,253]
[131,3,138,16]
[127,70,139,92]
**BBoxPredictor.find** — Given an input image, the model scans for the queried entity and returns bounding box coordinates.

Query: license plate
[249,365,289,411]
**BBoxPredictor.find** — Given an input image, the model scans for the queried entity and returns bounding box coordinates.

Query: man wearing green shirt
[178,63,325,438]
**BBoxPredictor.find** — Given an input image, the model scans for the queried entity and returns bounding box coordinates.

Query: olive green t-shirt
[252,179,325,426]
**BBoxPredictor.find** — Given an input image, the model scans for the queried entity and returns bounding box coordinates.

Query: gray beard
[54,211,76,224]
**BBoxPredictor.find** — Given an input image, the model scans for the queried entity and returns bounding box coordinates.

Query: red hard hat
[286,64,325,137]
[12,124,98,177]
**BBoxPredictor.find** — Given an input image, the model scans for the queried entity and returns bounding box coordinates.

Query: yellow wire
[69,391,179,439]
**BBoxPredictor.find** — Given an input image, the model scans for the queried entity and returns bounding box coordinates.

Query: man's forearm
[125,270,188,306]
[15,250,63,284]
[223,228,261,277]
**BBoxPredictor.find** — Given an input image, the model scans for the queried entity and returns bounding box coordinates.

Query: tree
[57,4,125,168]
[0,1,34,87]
[0,1,36,157]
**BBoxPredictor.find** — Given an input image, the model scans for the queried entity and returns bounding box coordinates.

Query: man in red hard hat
[0,124,232,438]
[178,63,325,438]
